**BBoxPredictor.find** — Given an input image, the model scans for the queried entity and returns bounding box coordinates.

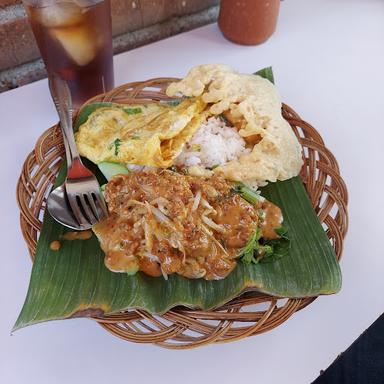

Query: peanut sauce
[61,230,93,241]
[261,201,283,239]
[93,171,283,280]
[49,240,61,251]
[50,231,93,251]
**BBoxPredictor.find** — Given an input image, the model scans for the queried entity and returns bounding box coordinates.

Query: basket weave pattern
[17,79,348,349]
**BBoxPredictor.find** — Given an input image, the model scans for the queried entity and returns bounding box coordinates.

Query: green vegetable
[260,226,291,264]
[165,99,183,107]
[233,183,263,204]
[234,183,291,264]
[123,107,142,115]
[75,102,115,128]
[237,226,288,265]
[254,66,275,83]
[112,138,122,156]
[98,161,129,181]
[237,227,263,264]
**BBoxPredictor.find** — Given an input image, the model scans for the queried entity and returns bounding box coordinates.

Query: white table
[1,1,383,383]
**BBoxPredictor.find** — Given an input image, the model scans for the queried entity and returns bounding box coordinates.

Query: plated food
[15,65,344,336]
[93,171,284,280]
[75,64,301,280]
[76,64,303,187]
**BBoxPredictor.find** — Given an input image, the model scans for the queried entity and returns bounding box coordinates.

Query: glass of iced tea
[23,0,114,108]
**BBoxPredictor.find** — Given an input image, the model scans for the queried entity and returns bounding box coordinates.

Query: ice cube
[36,2,83,28]
[74,0,99,7]
[52,25,96,66]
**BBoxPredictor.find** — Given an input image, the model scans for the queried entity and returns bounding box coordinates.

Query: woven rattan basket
[17,78,348,349]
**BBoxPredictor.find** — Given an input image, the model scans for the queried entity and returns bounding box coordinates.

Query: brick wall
[0,0,219,91]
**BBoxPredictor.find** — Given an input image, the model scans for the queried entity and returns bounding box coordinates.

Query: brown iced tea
[26,0,114,107]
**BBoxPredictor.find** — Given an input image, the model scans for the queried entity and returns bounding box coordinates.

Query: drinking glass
[23,0,114,108]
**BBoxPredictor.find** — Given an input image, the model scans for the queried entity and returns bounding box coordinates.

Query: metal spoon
[47,185,91,230]
[46,76,94,230]
[46,122,94,230]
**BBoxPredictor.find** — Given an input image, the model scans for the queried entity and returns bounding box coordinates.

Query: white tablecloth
[1,1,384,383]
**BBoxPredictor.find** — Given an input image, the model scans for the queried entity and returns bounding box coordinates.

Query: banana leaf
[13,69,341,331]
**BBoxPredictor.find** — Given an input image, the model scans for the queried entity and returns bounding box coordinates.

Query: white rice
[126,164,158,172]
[175,117,250,168]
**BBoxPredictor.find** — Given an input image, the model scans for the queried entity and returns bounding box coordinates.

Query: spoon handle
[48,75,80,166]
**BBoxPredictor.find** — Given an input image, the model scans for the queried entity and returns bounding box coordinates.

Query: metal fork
[48,75,108,229]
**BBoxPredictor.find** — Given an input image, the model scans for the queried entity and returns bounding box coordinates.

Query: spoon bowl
[47,185,93,230]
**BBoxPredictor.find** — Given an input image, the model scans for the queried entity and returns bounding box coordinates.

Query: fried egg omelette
[75,64,303,186]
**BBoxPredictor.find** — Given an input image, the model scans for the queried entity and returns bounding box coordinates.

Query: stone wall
[0,0,219,92]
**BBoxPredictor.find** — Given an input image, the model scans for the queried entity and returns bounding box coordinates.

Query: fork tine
[93,191,108,218]
[86,192,100,220]
[78,194,98,225]
[66,193,90,228]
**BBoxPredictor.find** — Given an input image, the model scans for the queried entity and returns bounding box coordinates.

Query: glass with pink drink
[23,0,114,108]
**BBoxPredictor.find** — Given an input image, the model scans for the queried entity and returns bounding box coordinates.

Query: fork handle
[48,75,81,166]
